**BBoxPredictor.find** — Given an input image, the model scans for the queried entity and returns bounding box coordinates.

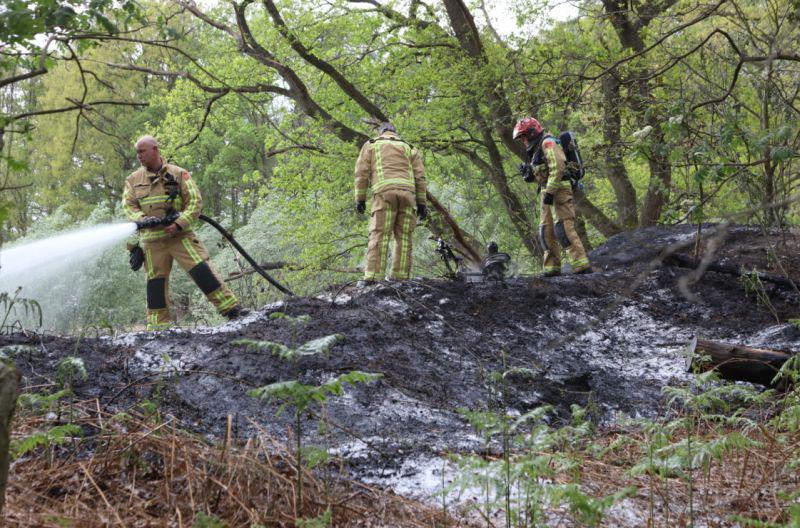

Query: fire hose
[135,213,295,296]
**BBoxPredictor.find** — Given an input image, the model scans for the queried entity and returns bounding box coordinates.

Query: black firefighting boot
[224,306,251,320]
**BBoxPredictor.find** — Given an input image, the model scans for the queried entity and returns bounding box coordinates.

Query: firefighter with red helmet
[513,117,591,276]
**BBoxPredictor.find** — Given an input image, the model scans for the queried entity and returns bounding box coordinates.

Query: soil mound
[5,223,800,496]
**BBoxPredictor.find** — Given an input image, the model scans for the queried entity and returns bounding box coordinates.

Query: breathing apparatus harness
[131,166,295,296]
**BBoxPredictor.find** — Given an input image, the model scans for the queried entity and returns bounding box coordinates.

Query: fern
[11,423,82,458]
[0,288,43,332]
[18,389,73,411]
[249,371,381,415]
[55,356,88,388]
[235,334,343,361]
[295,508,331,528]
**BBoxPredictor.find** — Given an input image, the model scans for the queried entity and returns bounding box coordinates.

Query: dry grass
[571,423,800,527]
[5,400,466,527]
[5,397,799,527]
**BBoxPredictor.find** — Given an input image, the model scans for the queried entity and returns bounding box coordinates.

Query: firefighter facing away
[123,136,247,330]
[354,123,428,285]
[513,117,592,275]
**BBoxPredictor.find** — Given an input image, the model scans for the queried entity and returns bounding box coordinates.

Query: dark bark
[602,74,638,229]
[262,0,389,122]
[0,364,20,514]
[663,253,797,289]
[687,337,794,387]
[602,0,678,228]
[639,139,672,226]
[441,0,524,160]
[573,187,623,238]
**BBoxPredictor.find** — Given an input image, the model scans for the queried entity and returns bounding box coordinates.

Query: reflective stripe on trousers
[364,189,417,280]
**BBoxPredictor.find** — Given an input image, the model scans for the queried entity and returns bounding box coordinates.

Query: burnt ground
[4,223,800,500]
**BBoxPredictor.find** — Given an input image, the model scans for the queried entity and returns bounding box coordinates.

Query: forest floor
[3,223,800,526]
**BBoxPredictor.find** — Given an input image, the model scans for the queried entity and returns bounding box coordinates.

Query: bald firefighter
[354,123,427,285]
[513,117,591,276]
[123,136,247,330]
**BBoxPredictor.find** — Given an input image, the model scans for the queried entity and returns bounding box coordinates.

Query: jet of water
[0,222,137,277]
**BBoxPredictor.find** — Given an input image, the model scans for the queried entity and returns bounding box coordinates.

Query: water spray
[0,222,138,278]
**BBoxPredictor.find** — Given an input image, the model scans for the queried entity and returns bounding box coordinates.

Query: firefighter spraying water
[124,136,292,330]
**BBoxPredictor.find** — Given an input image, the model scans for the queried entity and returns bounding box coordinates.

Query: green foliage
[11,423,82,459]
[249,371,381,416]
[235,334,343,362]
[55,356,88,388]
[18,388,73,411]
[193,512,227,528]
[295,509,331,528]
[0,288,43,333]
[0,0,137,49]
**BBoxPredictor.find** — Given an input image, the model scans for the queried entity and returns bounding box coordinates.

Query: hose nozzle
[135,212,180,231]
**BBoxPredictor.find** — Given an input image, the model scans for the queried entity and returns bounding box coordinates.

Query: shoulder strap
[531,134,555,165]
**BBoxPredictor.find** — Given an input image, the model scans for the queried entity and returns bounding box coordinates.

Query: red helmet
[512,117,542,141]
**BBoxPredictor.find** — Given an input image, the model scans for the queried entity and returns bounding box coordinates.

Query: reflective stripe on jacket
[541,137,570,194]
[123,158,203,242]
[354,132,426,206]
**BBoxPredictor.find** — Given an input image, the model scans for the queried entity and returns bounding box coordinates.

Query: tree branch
[263,0,389,121]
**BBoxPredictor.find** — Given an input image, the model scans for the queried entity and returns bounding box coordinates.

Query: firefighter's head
[512,117,543,147]
[135,136,162,171]
[378,122,397,135]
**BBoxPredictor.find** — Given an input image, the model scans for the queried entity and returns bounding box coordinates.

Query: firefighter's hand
[543,192,554,205]
[129,244,144,272]
[356,200,366,214]
[416,204,428,221]
[164,223,179,235]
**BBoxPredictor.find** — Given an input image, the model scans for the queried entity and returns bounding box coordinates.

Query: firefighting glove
[356,200,366,214]
[128,243,145,272]
[416,204,428,221]
[519,163,535,183]
[543,192,555,205]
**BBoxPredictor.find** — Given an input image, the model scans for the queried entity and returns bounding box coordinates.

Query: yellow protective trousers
[142,235,239,330]
[364,189,417,281]
[539,188,591,275]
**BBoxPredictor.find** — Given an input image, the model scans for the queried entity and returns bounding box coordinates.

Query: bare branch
[0,37,55,89]
[8,101,148,123]
[174,91,227,151]
[262,0,389,121]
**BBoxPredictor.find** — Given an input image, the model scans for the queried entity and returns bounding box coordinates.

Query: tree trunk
[426,192,484,269]
[639,134,672,226]
[573,187,622,238]
[602,74,638,229]
[687,337,794,387]
[0,364,20,514]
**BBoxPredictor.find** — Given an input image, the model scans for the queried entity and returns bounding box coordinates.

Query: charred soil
[5,224,800,510]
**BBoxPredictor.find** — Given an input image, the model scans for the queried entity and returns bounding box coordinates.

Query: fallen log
[686,337,795,386]
[664,253,796,290]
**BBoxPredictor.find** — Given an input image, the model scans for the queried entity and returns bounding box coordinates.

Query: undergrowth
[445,352,800,527]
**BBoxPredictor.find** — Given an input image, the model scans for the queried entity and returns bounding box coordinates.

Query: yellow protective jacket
[540,136,569,195]
[122,158,203,243]
[354,132,426,207]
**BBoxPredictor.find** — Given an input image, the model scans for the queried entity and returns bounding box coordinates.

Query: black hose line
[199,214,295,297]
